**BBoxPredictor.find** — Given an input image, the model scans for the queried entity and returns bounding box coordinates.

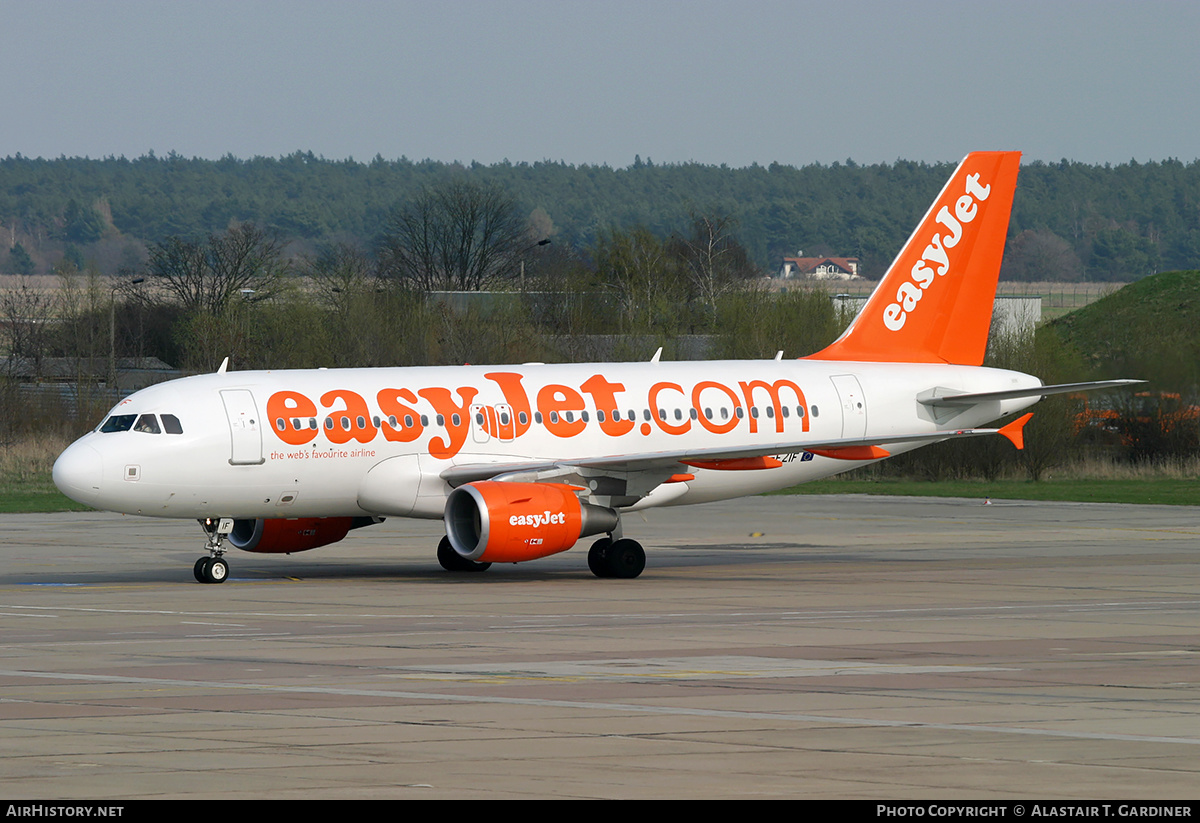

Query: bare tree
[378,180,531,291]
[668,212,760,321]
[147,223,289,315]
[1,276,55,379]
[301,242,377,310]
[593,226,687,334]
[1002,229,1084,283]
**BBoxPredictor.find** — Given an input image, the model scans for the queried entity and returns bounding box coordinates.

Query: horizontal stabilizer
[918,379,1145,407]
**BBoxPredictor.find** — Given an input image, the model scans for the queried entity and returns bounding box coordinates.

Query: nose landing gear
[195,517,234,584]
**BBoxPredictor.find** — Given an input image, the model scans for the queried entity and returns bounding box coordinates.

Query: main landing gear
[587,537,646,579]
[437,536,492,573]
[194,517,233,584]
[434,534,647,579]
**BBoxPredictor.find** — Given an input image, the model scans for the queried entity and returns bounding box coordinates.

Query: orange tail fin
[808,151,1021,366]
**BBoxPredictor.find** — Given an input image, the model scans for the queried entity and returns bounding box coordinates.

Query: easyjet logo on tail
[808,151,1020,366]
[883,172,992,332]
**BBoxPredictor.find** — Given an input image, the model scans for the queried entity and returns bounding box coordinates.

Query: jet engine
[444,481,619,563]
[227,516,378,554]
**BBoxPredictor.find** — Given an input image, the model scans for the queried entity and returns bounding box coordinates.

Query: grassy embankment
[0,434,90,513]
[771,476,1200,506]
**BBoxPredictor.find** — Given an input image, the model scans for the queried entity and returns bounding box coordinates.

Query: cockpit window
[161,414,183,434]
[100,414,137,433]
[134,414,161,433]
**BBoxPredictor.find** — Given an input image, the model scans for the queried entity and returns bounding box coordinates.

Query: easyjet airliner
[53,152,1137,583]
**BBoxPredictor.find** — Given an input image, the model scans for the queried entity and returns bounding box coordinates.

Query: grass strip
[768,478,1200,506]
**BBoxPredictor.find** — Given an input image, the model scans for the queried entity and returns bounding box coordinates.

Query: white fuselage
[53,358,1041,520]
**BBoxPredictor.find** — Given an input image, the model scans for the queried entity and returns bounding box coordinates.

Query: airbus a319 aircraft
[53,151,1137,583]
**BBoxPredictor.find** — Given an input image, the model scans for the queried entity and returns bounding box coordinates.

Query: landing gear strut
[195,517,233,584]
[588,536,645,579]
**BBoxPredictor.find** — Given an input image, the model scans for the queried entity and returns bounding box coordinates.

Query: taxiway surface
[2,495,1199,798]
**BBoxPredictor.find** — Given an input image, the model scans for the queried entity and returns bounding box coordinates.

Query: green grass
[0,485,91,513]
[769,477,1200,506]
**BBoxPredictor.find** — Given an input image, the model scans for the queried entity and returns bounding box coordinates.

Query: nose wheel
[193,556,230,584]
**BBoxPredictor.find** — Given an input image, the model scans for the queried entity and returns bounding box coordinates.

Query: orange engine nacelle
[444,481,619,564]
[228,517,364,554]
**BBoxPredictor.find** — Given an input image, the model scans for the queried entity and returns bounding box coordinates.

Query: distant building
[2,356,180,390]
[779,256,861,281]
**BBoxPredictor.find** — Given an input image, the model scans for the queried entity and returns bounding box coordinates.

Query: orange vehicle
[1074,392,1199,448]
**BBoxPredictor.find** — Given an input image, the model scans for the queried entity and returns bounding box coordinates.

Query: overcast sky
[2,0,1197,168]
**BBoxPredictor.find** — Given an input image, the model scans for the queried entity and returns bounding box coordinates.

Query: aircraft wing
[440,415,1031,486]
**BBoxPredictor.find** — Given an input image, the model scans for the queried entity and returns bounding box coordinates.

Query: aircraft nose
[53,442,104,503]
